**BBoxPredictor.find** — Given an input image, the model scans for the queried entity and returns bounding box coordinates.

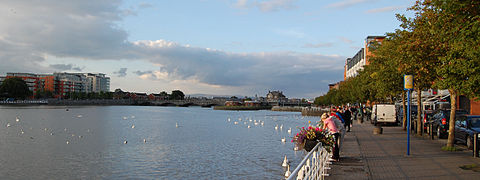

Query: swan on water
[6,123,11,127]
[143,139,147,143]
[131,125,135,129]
[284,165,291,178]
[15,117,19,122]
[274,125,278,130]
[282,155,290,167]
[287,128,292,134]
[281,137,286,143]
[247,125,251,128]
[176,122,179,128]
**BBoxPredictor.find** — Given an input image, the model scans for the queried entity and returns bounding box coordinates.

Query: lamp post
[404,75,414,156]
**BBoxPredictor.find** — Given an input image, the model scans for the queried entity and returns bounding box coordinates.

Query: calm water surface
[0,106,319,179]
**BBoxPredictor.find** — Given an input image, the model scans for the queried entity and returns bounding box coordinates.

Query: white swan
[282,155,290,167]
[281,137,286,143]
[247,125,251,128]
[284,165,291,178]
[287,128,292,134]
[131,125,135,129]
[176,122,179,128]
[6,123,11,127]
[15,117,20,122]
[275,125,278,130]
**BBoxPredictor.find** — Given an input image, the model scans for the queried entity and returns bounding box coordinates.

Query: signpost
[404,75,414,156]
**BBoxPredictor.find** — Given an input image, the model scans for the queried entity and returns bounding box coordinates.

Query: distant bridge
[136,99,226,107]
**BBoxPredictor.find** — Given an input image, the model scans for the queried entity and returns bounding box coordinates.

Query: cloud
[339,37,354,44]
[366,6,407,14]
[302,43,333,48]
[234,0,298,12]
[49,64,83,71]
[326,0,375,9]
[274,29,306,38]
[113,68,127,77]
[138,2,153,9]
[0,0,345,97]
[133,70,169,80]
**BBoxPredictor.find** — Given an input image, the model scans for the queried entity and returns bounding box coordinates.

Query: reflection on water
[0,106,319,179]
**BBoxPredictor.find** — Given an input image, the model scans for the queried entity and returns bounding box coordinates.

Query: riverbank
[271,106,303,112]
[301,107,328,116]
[213,106,272,111]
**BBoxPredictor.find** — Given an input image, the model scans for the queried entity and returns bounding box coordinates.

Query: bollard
[430,123,434,140]
[474,133,479,158]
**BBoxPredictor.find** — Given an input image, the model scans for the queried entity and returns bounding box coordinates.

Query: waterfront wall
[213,106,272,111]
[301,107,328,116]
[47,99,134,106]
[271,106,303,112]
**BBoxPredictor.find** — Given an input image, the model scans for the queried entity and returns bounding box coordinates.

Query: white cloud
[339,37,354,44]
[0,0,345,97]
[302,42,333,48]
[366,6,407,14]
[326,0,376,9]
[233,0,298,12]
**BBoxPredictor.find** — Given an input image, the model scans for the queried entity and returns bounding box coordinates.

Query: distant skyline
[0,0,415,98]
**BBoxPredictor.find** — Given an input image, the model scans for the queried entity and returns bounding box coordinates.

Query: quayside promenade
[329,121,480,180]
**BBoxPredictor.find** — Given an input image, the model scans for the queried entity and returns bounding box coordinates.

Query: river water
[0,106,320,179]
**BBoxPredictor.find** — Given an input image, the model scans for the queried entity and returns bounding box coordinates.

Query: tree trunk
[416,88,423,135]
[402,91,407,130]
[446,89,457,148]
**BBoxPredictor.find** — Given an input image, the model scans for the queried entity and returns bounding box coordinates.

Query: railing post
[474,133,479,158]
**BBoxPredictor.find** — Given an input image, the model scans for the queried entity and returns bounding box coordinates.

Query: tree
[170,90,185,100]
[0,77,32,99]
[409,0,480,147]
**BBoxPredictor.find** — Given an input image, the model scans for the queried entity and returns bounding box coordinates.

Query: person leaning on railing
[321,113,341,162]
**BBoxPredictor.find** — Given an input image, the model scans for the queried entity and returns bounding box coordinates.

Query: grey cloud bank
[0,0,344,97]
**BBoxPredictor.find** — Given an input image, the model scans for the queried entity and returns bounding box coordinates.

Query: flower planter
[304,139,318,152]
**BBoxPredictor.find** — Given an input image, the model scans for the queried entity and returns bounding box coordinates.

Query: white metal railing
[0,100,48,104]
[287,143,332,180]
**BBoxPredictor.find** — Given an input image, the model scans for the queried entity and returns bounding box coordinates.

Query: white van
[373,104,397,125]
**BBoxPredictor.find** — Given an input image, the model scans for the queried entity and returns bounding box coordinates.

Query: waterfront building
[2,72,110,98]
[344,36,385,80]
[266,91,287,102]
[84,73,110,93]
[225,100,242,106]
[54,72,88,96]
[0,76,5,85]
[244,101,261,107]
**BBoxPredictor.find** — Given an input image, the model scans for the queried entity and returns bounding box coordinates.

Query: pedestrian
[343,107,352,132]
[329,109,346,150]
[330,107,345,124]
[321,113,340,161]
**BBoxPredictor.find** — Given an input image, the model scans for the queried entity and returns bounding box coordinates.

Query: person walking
[343,107,352,132]
[321,113,340,161]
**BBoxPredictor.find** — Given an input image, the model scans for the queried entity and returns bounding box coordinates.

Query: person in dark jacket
[343,107,352,132]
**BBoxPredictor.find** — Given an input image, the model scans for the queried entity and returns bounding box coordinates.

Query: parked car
[454,115,480,149]
[396,105,418,129]
[422,110,435,133]
[431,109,468,138]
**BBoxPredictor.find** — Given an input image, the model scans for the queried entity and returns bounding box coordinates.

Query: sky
[0,0,416,98]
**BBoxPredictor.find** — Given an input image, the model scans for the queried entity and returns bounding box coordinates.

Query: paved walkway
[328,120,480,180]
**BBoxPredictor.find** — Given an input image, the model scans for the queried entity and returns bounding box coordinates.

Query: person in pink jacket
[321,113,340,161]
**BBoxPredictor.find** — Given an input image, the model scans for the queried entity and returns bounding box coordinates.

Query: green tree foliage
[170,90,185,100]
[409,0,480,147]
[0,77,32,99]
[34,90,54,99]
